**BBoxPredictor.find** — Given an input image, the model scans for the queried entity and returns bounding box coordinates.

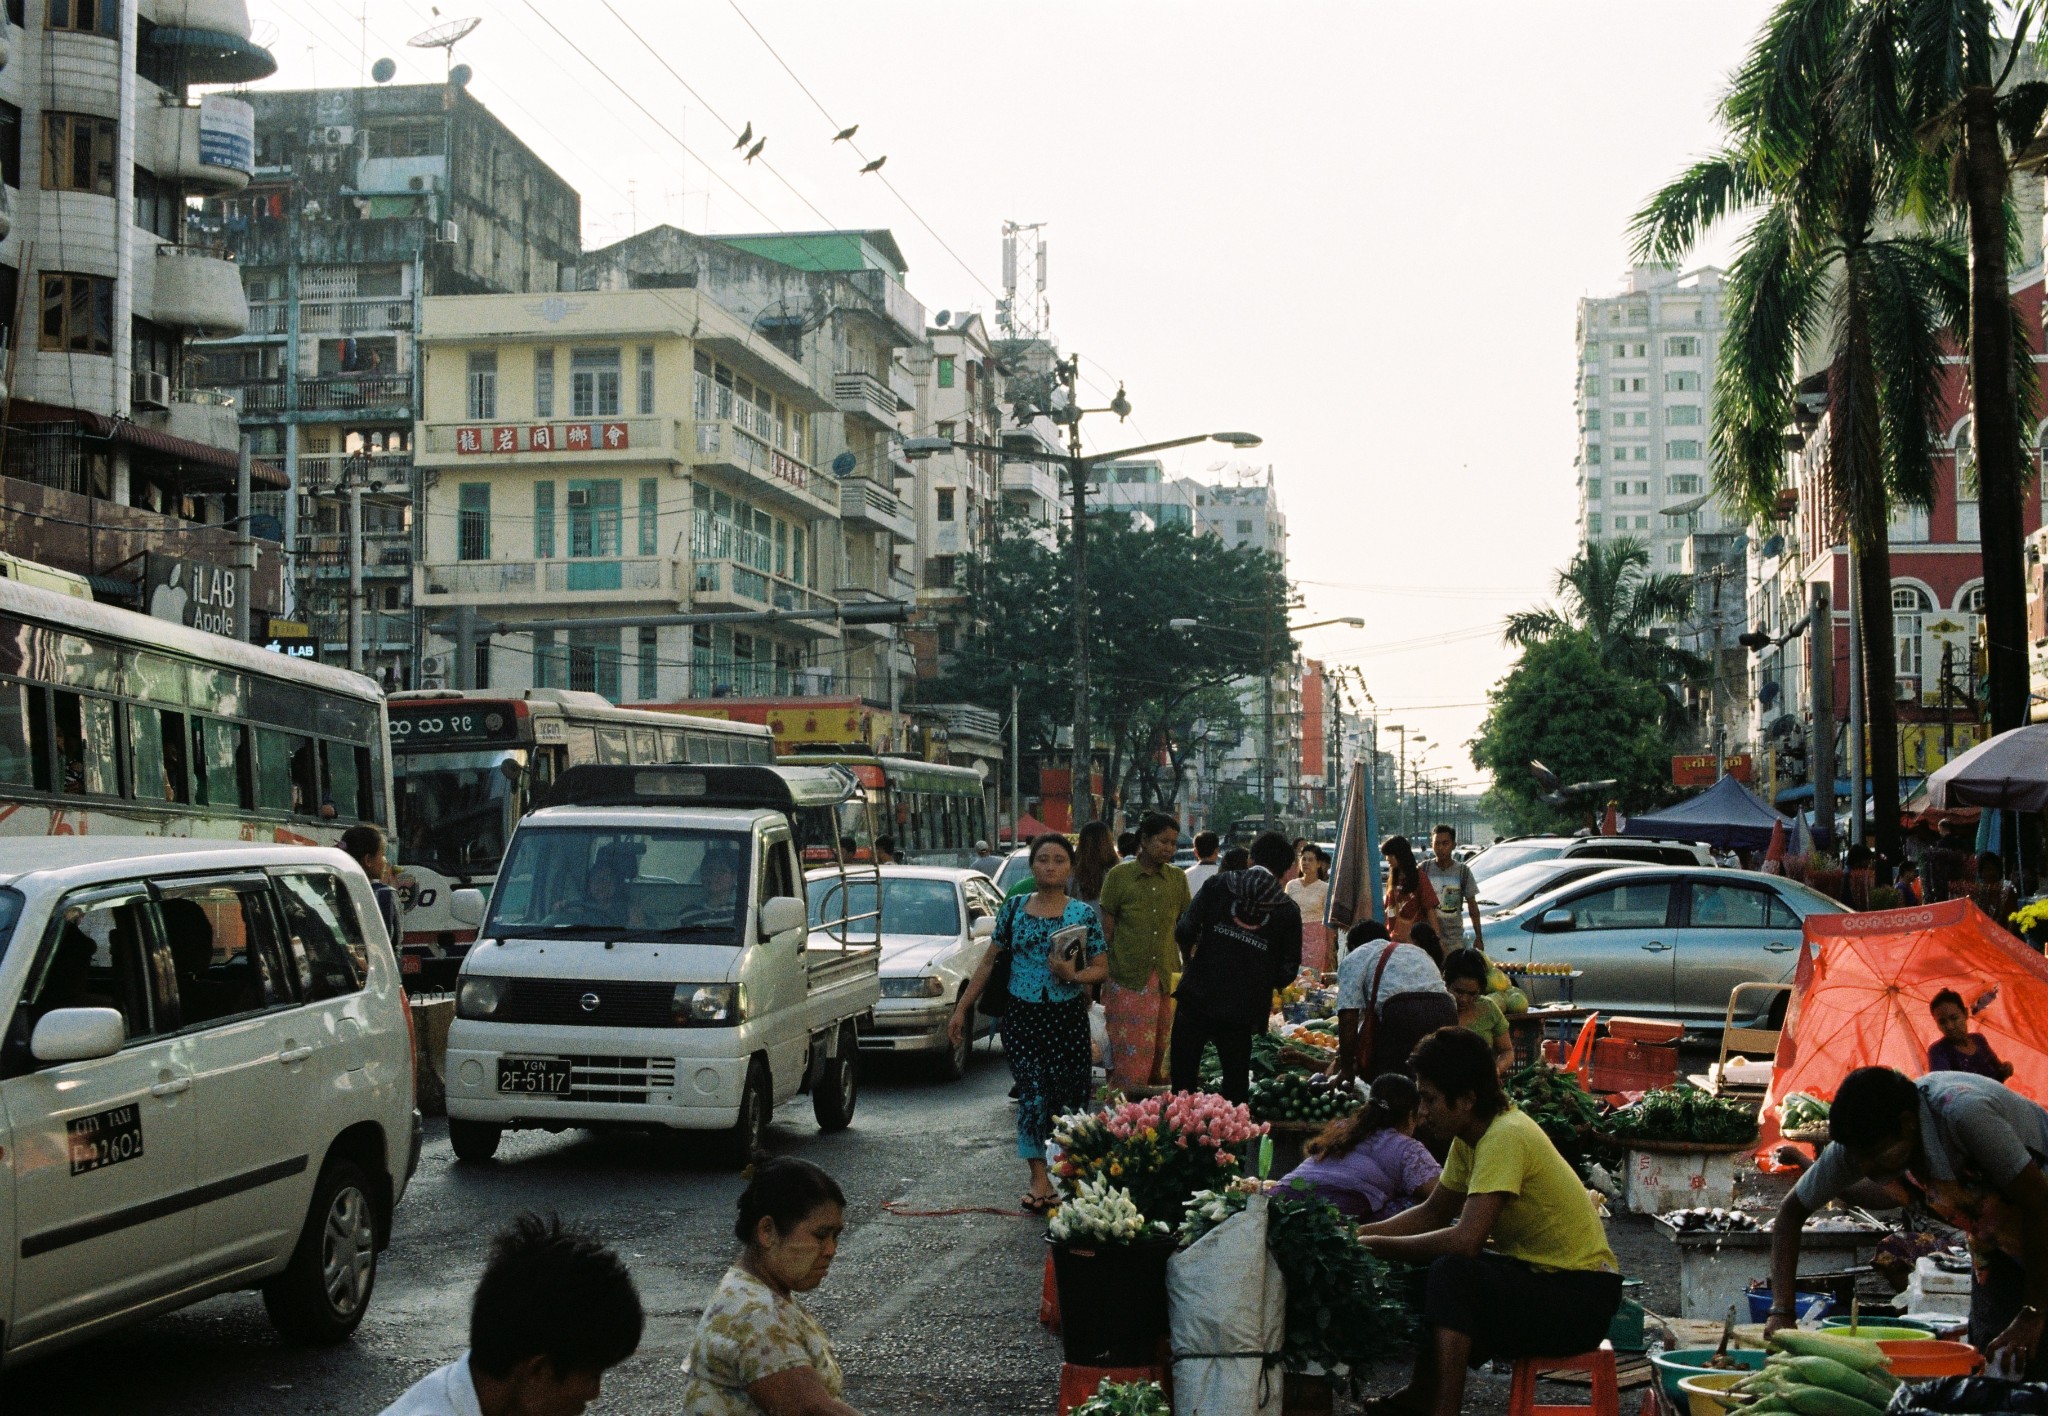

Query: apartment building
[0,0,294,617]
[1195,468,1286,559]
[577,225,927,708]
[988,334,1073,539]
[190,81,580,685]
[413,287,835,700]
[907,309,1000,626]
[1090,458,1198,532]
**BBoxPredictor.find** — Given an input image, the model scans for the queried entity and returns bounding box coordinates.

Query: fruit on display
[1780,1093,1831,1132]
[1659,1206,1759,1233]
[1250,1069,1359,1126]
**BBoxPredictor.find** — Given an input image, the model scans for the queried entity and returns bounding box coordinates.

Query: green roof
[717,230,908,277]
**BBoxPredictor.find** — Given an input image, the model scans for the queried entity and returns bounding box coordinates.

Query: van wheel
[448,1119,502,1163]
[718,1059,771,1168]
[814,1027,860,1131]
[262,1159,379,1345]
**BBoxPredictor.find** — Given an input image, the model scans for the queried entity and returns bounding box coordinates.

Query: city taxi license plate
[497,1057,572,1094]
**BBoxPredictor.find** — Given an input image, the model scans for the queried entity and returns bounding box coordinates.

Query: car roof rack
[545,763,860,813]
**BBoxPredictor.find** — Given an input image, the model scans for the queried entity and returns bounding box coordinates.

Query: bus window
[53,690,118,795]
[685,732,708,760]
[744,737,772,764]
[631,728,657,762]
[564,725,597,766]
[0,683,40,787]
[129,705,189,804]
[322,740,363,824]
[660,729,686,762]
[189,666,246,720]
[706,736,731,765]
[192,718,249,809]
[123,651,186,708]
[596,727,629,764]
[254,728,302,812]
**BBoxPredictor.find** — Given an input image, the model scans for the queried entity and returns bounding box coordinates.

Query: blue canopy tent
[1623,774,1793,852]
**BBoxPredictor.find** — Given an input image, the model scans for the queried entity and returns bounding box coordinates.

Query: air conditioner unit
[407,175,426,191]
[310,125,355,148]
[131,368,170,409]
[565,488,589,508]
[419,655,447,679]
[436,220,459,244]
[418,674,447,690]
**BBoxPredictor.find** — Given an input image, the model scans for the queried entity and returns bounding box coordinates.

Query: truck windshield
[487,825,753,942]
[394,749,528,876]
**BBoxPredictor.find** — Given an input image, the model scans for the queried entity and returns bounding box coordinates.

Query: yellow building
[414,289,838,699]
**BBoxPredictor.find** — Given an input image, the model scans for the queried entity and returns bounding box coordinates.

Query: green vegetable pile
[1250,1071,1359,1126]
[1072,1380,1170,1416]
[1725,1329,1898,1416]
[1607,1085,1758,1146]
[1779,1092,1830,1131]
[1504,1061,1615,1182]
[1197,1033,1286,1090]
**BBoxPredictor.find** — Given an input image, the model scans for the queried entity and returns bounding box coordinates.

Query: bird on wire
[733,122,753,150]
[833,124,859,143]
[859,155,886,174]
[745,137,767,163]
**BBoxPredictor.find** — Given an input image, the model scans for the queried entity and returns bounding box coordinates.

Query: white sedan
[807,865,1004,1080]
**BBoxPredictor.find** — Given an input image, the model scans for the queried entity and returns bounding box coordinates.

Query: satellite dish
[831,451,857,477]
[449,62,472,87]
[934,310,951,327]
[371,56,397,83]
[407,16,480,50]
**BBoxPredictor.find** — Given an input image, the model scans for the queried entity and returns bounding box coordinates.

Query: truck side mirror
[450,888,486,928]
[760,895,807,940]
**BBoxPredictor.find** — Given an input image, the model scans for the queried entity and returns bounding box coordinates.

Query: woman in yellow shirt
[1359,1028,1620,1416]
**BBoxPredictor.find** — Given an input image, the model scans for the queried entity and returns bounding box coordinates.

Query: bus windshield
[394,748,528,876]
[486,826,752,942]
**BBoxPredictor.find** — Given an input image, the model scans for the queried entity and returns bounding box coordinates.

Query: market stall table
[1509,1003,1591,1067]
[1655,1215,1888,1319]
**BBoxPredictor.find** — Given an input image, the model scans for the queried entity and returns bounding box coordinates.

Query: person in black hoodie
[1169,830,1303,1102]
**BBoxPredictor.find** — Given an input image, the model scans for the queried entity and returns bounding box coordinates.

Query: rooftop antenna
[999,220,1048,338]
[407,12,481,82]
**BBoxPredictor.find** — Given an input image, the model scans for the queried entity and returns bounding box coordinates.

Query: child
[1926,988,2014,1082]
[1271,1072,1442,1222]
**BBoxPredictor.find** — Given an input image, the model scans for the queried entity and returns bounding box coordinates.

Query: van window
[158,878,295,1027]
[759,835,794,903]
[14,890,163,1056]
[274,871,367,998]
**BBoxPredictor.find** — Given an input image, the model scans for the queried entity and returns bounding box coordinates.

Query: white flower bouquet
[1048,1175,1171,1246]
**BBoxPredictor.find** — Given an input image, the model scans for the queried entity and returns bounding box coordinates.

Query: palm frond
[1865,233,1964,507]
[1711,204,1830,520]
[1725,0,1859,175]
[1998,78,2048,154]
[1629,152,1768,261]
[1502,608,1569,649]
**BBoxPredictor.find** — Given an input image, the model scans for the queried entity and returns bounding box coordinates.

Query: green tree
[1472,632,1681,836]
[1632,0,1970,857]
[1503,537,1703,730]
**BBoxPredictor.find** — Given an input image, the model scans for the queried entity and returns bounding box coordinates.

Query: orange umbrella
[1762,900,2048,1146]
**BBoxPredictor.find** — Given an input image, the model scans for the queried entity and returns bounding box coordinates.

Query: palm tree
[1505,538,1705,727]
[1841,0,2046,736]
[1630,0,1969,859]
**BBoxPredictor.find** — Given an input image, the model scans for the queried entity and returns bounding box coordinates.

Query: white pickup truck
[442,763,881,1166]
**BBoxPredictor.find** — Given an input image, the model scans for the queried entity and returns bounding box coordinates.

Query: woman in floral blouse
[683,1158,861,1415]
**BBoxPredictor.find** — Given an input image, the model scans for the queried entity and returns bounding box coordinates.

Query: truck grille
[495,979,678,1028]
[567,1055,676,1104]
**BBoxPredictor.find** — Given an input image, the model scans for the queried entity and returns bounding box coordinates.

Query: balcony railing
[837,475,915,541]
[421,557,675,597]
[692,419,838,516]
[292,451,415,495]
[690,655,825,699]
[231,375,415,414]
[832,370,899,430]
[691,556,831,615]
[247,297,413,337]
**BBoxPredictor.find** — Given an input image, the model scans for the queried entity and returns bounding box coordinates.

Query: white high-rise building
[1574,266,1728,572]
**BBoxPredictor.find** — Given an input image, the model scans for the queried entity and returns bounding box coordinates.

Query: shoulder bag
[978,895,1022,1018]
[1355,942,1400,1075]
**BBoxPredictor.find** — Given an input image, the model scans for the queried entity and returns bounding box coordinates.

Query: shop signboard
[1672,753,1752,787]
[145,553,242,638]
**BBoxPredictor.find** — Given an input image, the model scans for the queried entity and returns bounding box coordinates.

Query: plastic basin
[1821,1319,1938,1339]
[1678,1371,1748,1416]
[1876,1339,1983,1378]
[1649,1348,1766,1404]
[1745,1290,1834,1323]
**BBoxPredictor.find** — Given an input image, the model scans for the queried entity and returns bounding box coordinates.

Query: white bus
[387,688,775,957]
[0,576,391,844]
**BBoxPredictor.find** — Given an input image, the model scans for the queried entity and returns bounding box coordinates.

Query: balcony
[136,388,240,453]
[832,371,899,432]
[233,374,414,417]
[930,522,969,557]
[140,0,277,85]
[154,244,249,335]
[690,558,837,630]
[690,419,839,519]
[152,96,255,194]
[1001,462,1064,508]
[888,364,919,411]
[300,532,414,579]
[417,416,681,467]
[844,267,926,346]
[419,557,679,603]
[837,476,915,542]
[246,296,412,338]
[293,451,414,496]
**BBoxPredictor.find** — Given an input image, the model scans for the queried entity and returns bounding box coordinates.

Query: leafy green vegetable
[1607,1086,1758,1146]
[1072,1379,1171,1416]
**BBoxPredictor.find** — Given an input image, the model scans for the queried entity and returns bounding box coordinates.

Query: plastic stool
[1057,1362,1166,1415]
[1039,1249,1061,1332]
[1507,1341,1620,1416]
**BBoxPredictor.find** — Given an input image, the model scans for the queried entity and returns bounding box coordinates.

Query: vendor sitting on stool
[1766,1066,2048,1378]
[1359,1028,1622,1416]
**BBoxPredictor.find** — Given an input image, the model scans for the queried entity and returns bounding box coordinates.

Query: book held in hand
[1049,923,1089,967]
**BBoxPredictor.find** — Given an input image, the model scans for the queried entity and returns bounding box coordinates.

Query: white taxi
[0,840,418,1368]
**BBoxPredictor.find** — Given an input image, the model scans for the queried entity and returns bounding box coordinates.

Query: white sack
[1168,1193,1286,1416]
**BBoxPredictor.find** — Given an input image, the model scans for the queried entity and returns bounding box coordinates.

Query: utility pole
[1010,680,1021,848]
[1261,612,1276,830]
[1710,569,1726,778]
[346,478,365,673]
[1810,583,1837,849]
[1062,355,1092,834]
[1846,548,1866,846]
[1390,724,1407,842]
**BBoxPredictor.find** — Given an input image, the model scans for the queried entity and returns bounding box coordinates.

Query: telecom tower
[998,221,1049,337]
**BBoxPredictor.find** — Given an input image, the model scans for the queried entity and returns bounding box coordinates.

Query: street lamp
[905,377,1261,832]
[1170,613,1362,830]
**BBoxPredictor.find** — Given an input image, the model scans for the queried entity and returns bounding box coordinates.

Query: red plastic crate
[1607,1016,1683,1046]
[1587,1037,1678,1095]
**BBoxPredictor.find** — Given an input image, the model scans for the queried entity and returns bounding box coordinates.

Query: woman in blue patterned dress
[950,832,1108,1212]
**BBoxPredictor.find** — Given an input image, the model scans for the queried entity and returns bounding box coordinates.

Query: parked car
[1487,864,1844,1029]
[1467,834,1717,887]
[0,839,419,1368]
[1472,858,1630,921]
[808,865,1002,1080]
[994,846,1035,895]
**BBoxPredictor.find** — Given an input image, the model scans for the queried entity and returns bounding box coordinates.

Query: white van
[445,763,882,1166]
[0,840,418,1368]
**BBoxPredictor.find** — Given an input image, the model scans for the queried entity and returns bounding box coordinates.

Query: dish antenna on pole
[406,14,481,80]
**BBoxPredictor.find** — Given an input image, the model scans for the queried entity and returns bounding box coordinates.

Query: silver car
[1489,865,1845,1028]
[1469,835,1717,887]
[1473,858,1630,921]
[808,865,1003,1080]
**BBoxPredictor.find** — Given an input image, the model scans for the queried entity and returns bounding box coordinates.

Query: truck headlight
[456,976,506,1020]
[880,975,946,999]
[673,983,746,1024]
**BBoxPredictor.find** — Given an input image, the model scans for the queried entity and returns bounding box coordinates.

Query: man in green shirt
[1097,812,1189,1091]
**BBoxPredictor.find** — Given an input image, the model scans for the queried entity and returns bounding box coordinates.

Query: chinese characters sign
[455,423,630,454]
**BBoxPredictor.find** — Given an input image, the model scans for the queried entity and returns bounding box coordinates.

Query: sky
[255,0,1781,799]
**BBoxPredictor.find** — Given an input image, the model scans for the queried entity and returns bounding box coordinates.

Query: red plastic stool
[1057,1362,1166,1415]
[1039,1249,1061,1332]
[1507,1341,1620,1416]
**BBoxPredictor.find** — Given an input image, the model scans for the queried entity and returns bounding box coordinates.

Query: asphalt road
[1,1040,1068,1416]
